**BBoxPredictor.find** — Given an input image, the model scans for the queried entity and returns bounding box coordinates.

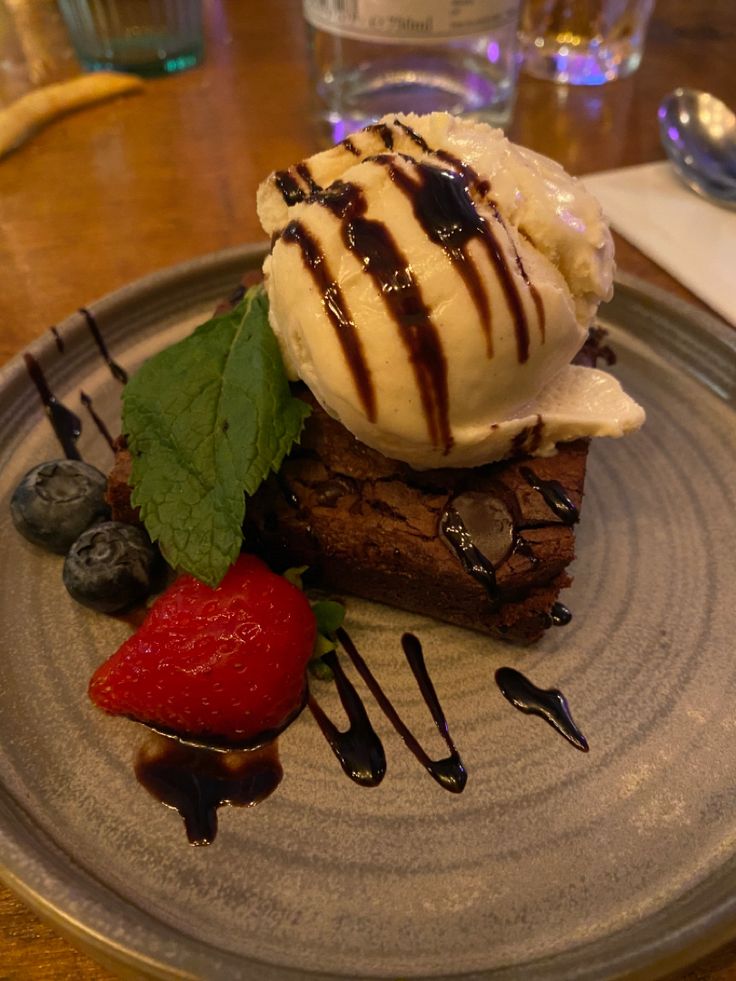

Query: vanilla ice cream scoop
[257,112,644,469]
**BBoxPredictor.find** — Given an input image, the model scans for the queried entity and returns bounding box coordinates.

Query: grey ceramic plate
[0,245,735,981]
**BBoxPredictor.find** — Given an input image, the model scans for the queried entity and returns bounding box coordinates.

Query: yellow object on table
[0,71,143,159]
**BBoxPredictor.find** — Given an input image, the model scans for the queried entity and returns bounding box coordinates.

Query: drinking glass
[58,0,203,77]
[519,0,655,85]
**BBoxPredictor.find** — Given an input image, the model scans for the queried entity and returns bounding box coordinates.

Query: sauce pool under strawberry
[135,733,283,845]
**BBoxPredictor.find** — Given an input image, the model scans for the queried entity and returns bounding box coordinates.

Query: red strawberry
[89,554,316,745]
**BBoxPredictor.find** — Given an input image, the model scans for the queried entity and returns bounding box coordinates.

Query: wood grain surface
[0,0,734,978]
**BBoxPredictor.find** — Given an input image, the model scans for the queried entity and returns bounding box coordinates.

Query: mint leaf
[123,285,310,587]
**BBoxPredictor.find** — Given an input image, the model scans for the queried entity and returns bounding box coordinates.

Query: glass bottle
[304,0,522,141]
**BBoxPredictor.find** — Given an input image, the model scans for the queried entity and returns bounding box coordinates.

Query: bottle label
[303,0,519,43]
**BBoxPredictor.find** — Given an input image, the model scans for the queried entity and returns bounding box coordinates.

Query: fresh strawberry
[89,554,317,745]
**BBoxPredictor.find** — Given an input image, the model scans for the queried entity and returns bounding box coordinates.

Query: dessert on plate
[10,112,646,837]
[110,111,643,642]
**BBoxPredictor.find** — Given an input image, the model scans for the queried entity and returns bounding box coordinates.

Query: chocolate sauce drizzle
[495,667,588,752]
[313,179,452,452]
[364,122,394,149]
[511,416,544,456]
[275,117,548,446]
[520,466,579,525]
[513,251,546,342]
[135,736,283,845]
[309,630,466,792]
[295,161,322,195]
[339,629,466,792]
[342,138,360,156]
[273,169,306,205]
[439,502,502,605]
[50,326,65,353]
[308,649,387,786]
[439,488,545,598]
[389,119,542,355]
[80,391,115,451]
[375,154,496,359]
[281,220,377,422]
[80,309,128,384]
[24,353,82,460]
[25,303,132,460]
[392,119,431,153]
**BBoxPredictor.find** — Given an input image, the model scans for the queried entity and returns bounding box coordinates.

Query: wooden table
[0,0,734,976]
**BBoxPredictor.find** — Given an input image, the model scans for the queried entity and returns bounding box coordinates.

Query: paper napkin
[583,162,736,327]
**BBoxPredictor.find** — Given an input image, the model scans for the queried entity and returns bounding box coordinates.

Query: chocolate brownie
[246,389,587,642]
[107,292,608,643]
[109,413,591,645]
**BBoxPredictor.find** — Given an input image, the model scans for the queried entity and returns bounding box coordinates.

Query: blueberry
[63,522,156,613]
[11,460,109,554]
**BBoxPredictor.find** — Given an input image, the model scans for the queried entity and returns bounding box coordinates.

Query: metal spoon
[658,88,736,208]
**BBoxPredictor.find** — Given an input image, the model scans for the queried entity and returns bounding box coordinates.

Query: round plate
[0,246,735,980]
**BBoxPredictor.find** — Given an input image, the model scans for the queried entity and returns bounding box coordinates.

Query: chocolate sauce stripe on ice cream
[307,176,452,452]
[280,220,377,423]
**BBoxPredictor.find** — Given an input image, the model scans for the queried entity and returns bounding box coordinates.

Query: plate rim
[0,245,734,981]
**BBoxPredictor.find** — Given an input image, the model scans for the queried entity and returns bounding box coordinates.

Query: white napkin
[582,162,736,327]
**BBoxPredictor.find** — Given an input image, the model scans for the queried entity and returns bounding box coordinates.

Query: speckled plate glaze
[0,245,735,981]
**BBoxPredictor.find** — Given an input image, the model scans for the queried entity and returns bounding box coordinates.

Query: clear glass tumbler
[58,0,203,77]
[519,0,655,85]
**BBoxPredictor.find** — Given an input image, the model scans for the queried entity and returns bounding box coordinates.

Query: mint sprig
[123,286,310,587]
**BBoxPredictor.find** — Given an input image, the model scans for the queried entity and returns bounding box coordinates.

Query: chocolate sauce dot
[495,667,588,752]
[550,602,572,626]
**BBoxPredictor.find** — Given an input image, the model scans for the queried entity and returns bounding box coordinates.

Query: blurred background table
[0,0,734,977]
